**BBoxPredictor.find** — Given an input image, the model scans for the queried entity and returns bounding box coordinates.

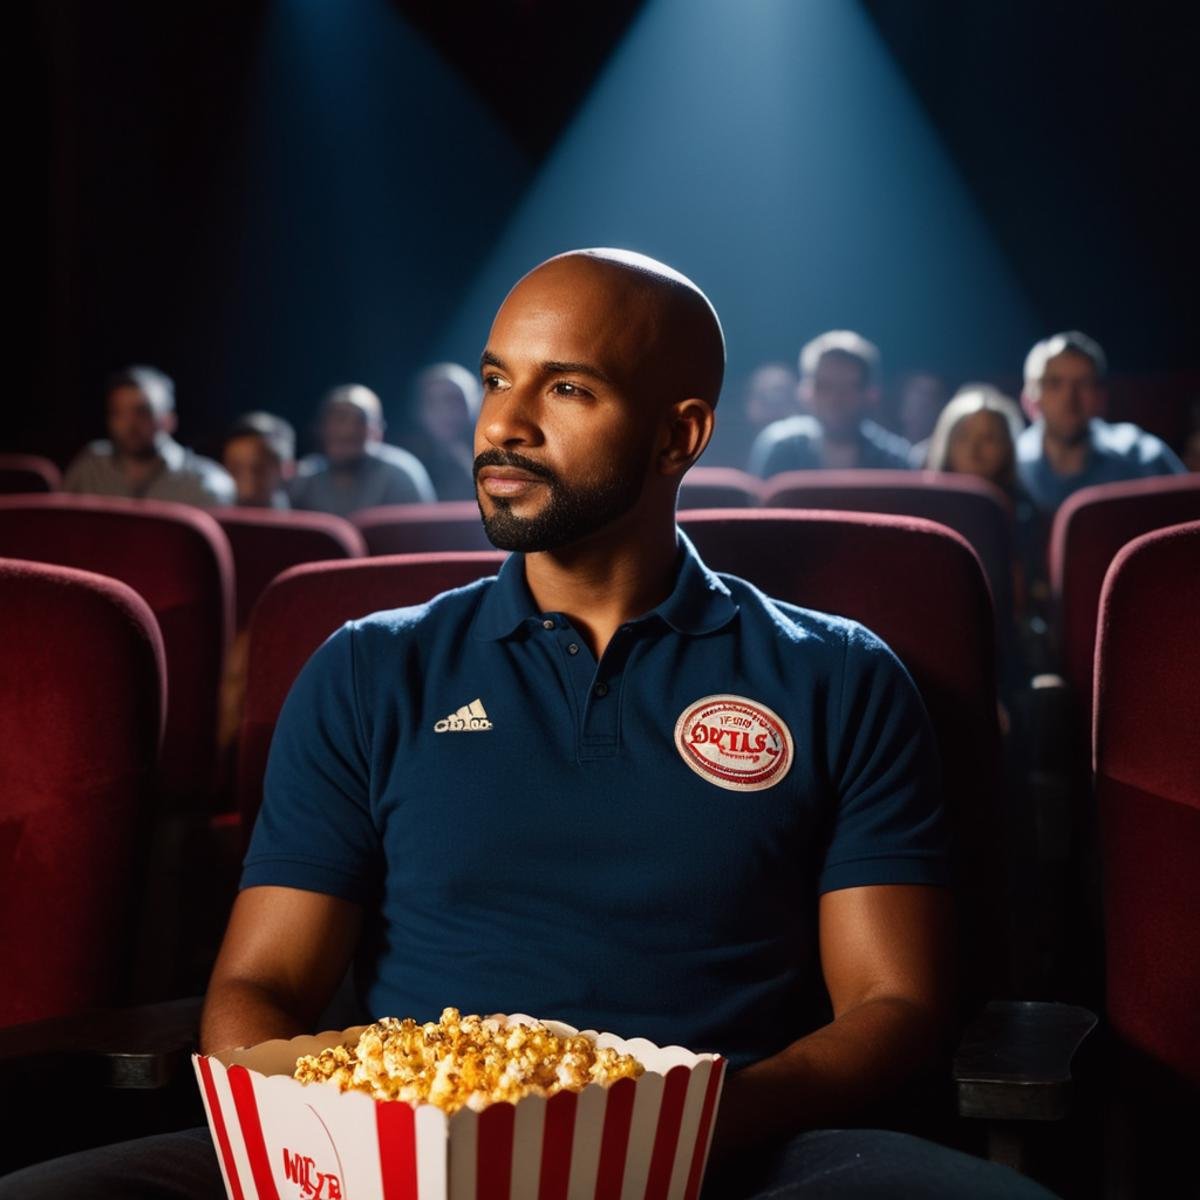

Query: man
[749,331,912,477]
[704,362,799,469]
[221,412,296,508]
[396,362,481,500]
[289,383,436,515]
[1017,331,1185,513]
[5,252,1050,1199]
[63,365,234,506]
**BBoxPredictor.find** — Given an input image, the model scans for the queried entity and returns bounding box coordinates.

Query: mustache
[473,449,559,485]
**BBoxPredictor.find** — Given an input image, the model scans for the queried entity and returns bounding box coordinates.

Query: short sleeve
[1142,436,1186,476]
[241,623,381,903]
[818,624,949,894]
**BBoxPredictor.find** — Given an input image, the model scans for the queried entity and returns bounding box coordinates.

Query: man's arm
[710,883,954,1154]
[200,885,364,1055]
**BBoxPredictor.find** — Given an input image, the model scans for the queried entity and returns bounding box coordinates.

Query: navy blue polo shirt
[242,533,947,1069]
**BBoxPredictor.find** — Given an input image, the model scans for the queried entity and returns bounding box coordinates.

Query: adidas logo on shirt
[434,698,493,733]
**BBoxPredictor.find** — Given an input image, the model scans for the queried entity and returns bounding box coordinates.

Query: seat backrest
[352,501,495,556]
[212,507,367,631]
[678,466,763,509]
[1094,520,1200,1088]
[1051,475,1200,714]
[763,470,1015,627]
[0,453,61,495]
[236,552,507,828]
[679,509,1007,1000]
[0,557,165,1026]
[0,496,233,803]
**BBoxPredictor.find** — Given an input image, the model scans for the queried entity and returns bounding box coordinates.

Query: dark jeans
[0,1126,1058,1199]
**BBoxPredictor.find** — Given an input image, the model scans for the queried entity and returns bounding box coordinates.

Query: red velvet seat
[0,453,61,494]
[352,500,494,556]
[0,496,233,804]
[762,470,1015,627]
[678,466,763,509]
[235,552,506,829]
[1050,475,1200,716]
[1094,520,1200,1090]
[0,558,165,1026]
[211,507,367,631]
[679,509,1007,999]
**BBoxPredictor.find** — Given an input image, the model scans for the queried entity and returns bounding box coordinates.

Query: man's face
[474,262,662,553]
[107,384,167,459]
[320,401,371,467]
[744,366,798,429]
[419,378,472,445]
[223,434,284,507]
[805,353,873,441]
[1029,350,1101,444]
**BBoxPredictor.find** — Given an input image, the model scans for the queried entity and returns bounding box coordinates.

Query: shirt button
[541,618,556,630]
[567,643,580,655]
[594,682,609,697]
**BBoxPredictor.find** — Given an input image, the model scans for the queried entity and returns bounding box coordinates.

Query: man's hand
[200,886,364,1055]
[710,884,954,1156]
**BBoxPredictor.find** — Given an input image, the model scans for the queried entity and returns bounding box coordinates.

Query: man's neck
[820,428,863,470]
[1041,424,1091,477]
[523,517,679,661]
[116,443,165,482]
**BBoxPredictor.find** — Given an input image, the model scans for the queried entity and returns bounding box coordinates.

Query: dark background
[15,0,1199,466]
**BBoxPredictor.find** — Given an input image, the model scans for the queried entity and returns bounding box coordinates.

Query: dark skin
[202,251,953,1155]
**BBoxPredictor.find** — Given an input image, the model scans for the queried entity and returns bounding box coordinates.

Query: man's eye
[552,381,587,397]
[482,374,507,391]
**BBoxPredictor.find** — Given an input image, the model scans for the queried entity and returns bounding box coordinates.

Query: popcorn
[293,1007,644,1113]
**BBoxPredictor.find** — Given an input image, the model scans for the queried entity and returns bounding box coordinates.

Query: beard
[474,449,646,552]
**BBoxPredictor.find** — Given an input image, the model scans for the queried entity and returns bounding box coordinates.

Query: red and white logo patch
[674,694,793,792]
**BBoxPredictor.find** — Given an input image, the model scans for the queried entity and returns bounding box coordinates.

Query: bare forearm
[712,996,943,1153]
[199,978,313,1056]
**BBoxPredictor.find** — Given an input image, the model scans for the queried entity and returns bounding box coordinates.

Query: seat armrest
[954,999,1097,1121]
[0,997,203,1089]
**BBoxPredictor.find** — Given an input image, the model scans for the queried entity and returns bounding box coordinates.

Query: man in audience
[6,252,1051,1200]
[63,365,234,506]
[289,383,436,516]
[221,412,296,508]
[1017,331,1185,512]
[749,331,912,476]
[396,362,480,500]
[703,362,799,468]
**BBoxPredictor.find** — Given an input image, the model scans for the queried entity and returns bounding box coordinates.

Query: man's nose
[480,387,543,448]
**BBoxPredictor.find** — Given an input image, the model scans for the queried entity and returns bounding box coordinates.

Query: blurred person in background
[749,331,911,477]
[896,370,949,468]
[63,365,234,506]
[289,383,436,516]
[397,362,480,500]
[1017,331,1185,513]
[221,412,296,509]
[702,362,800,468]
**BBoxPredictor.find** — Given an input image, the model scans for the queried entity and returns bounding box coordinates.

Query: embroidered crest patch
[673,694,793,792]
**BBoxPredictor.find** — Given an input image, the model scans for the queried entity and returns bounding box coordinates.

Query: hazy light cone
[194,1014,726,1200]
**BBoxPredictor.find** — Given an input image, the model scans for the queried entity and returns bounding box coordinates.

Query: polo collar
[471,529,738,642]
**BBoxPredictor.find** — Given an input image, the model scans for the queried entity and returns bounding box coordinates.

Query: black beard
[474,449,645,553]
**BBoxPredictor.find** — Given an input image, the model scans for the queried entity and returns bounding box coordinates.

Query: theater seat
[352,500,494,555]
[0,496,233,805]
[235,552,506,830]
[1050,475,1200,719]
[679,508,1007,1000]
[0,453,61,494]
[211,507,367,631]
[762,470,1016,630]
[0,558,165,1027]
[678,466,763,508]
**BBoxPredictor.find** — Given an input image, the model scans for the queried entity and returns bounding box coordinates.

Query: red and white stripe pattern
[194,1018,726,1200]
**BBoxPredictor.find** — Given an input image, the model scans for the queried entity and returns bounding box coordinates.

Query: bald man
[5,252,1051,1199]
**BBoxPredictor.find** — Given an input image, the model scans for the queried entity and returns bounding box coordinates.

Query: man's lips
[477,466,547,498]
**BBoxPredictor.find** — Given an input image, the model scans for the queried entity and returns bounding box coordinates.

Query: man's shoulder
[860,420,913,467]
[1091,420,1182,470]
[718,572,861,651]
[1015,421,1043,458]
[344,574,498,649]
[759,415,823,447]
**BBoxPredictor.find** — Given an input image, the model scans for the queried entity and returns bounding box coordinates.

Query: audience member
[221,412,296,509]
[749,331,912,476]
[396,363,480,501]
[1017,331,1185,513]
[702,362,800,468]
[289,383,436,516]
[62,365,234,506]
[896,371,949,468]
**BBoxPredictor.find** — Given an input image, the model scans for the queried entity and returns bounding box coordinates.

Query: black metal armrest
[954,999,1097,1121]
[0,996,202,1089]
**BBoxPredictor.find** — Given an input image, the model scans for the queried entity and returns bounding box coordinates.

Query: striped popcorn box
[194,1014,726,1200]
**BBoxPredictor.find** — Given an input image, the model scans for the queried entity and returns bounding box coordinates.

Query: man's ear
[658,398,714,477]
[160,411,178,437]
[798,379,814,413]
